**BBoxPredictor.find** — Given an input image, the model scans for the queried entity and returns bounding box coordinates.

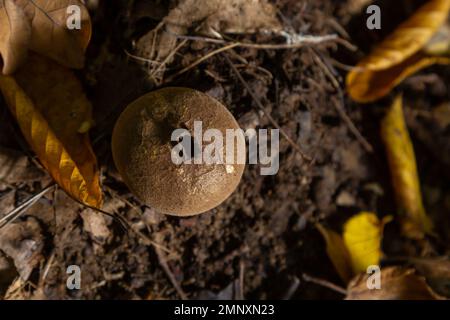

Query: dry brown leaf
[380,95,432,239]
[0,54,102,207]
[347,0,450,103]
[0,0,91,75]
[346,266,443,300]
[0,0,31,75]
[80,208,111,244]
[317,223,353,283]
[0,146,44,189]
[0,217,44,281]
[410,257,450,297]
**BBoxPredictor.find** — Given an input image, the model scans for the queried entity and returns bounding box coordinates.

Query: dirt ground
[0,0,449,300]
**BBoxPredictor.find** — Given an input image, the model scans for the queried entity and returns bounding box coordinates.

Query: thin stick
[281,276,300,300]
[155,245,188,300]
[0,184,55,230]
[224,53,311,161]
[125,50,160,65]
[165,42,239,82]
[170,32,340,49]
[302,273,347,295]
[238,260,245,300]
[150,39,188,80]
[334,93,374,153]
[311,50,374,153]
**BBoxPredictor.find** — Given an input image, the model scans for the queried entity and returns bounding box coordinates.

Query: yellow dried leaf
[346,267,443,300]
[317,223,353,283]
[347,53,450,103]
[380,95,432,239]
[347,0,450,103]
[343,212,392,275]
[424,23,450,55]
[0,54,102,207]
[0,0,91,75]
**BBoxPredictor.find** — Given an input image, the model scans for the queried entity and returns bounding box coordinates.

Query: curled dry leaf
[318,212,389,283]
[0,217,44,281]
[0,54,102,207]
[0,0,31,75]
[317,212,389,283]
[424,22,450,55]
[343,212,392,275]
[347,0,450,103]
[381,95,432,239]
[0,146,44,189]
[410,257,450,297]
[0,0,91,75]
[317,223,353,283]
[346,266,443,300]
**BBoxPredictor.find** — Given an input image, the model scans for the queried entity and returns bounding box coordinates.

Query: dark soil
[0,0,449,300]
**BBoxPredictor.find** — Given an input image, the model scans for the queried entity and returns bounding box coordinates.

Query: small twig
[310,49,374,153]
[170,32,341,49]
[150,39,188,80]
[281,276,300,300]
[124,50,161,65]
[334,93,374,153]
[40,251,56,285]
[0,184,55,230]
[238,260,245,300]
[155,245,188,300]
[302,273,347,295]
[165,43,240,82]
[224,53,311,161]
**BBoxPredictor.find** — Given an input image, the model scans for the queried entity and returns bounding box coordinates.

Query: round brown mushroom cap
[112,87,246,216]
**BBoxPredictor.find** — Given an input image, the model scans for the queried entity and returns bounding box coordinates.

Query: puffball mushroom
[111,87,245,216]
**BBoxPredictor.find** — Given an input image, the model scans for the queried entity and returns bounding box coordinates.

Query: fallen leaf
[80,208,111,244]
[343,212,392,275]
[0,191,15,214]
[424,22,450,55]
[410,257,450,297]
[0,0,91,75]
[0,146,44,189]
[0,54,102,207]
[317,223,353,283]
[317,212,390,283]
[0,0,31,75]
[0,217,44,281]
[346,266,443,300]
[348,53,450,103]
[380,95,432,239]
[347,0,450,103]
[0,251,17,296]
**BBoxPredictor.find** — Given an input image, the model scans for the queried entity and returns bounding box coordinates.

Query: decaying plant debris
[0,0,449,300]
